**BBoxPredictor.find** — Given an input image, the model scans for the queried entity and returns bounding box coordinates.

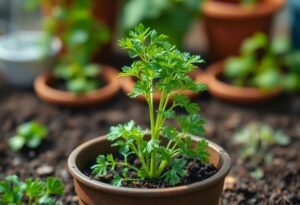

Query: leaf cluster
[233,122,290,179]
[224,32,300,92]
[8,121,48,152]
[121,0,202,48]
[43,0,110,93]
[0,175,64,205]
[240,0,258,6]
[92,25,209,187]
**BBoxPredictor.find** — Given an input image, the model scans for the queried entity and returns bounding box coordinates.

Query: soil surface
[85,156,218,189]
[0,58,299,204]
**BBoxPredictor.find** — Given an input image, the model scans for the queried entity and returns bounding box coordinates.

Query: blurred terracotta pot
[205,61,283,103]
[68,135,231,205]
[34,66,120,107]
[120,70,208,103]
[202,0,285,60]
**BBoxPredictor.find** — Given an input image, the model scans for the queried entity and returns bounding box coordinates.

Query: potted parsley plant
[68,25,231,205]
[205,32,300,103]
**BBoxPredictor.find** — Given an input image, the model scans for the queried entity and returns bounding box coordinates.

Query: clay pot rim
[120,70,205,103]
[34,65,120,106]
[68,135,231,197]
[207,61,283,102]
[202,0,286,18]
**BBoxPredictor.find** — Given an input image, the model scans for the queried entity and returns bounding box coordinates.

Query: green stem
[117,162,140,172]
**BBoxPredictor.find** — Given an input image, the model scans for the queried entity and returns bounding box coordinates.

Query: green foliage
[240,0,258,6]
[224,32,300,92]
[91,25,209,187]
[42,0,110,93]
[121,0,202,48]
[233,122,290,179]
[0,175,64,205]
[8,122,48,151]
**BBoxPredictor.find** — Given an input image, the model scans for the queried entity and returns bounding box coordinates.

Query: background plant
[224,32,300,91]
[0,175,64,205]
[233,122,290,179]
[25,0,110,93]
[121,0,202,48]
[92,24,209,186]
[8,121,48,152]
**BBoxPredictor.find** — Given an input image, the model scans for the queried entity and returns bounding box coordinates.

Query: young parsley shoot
[8,121,48,152]
[91,24,209,186]
[0,175,64,205]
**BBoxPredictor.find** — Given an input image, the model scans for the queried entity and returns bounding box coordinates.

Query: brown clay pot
[202,0,285,60]
[34,66,120,107]
[68,135,231,205]
[204,61,283,103]
[120,70,208,103]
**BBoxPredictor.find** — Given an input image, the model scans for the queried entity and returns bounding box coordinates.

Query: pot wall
[68,136,231,205]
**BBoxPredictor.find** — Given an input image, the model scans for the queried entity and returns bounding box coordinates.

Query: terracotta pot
[34,66,120,107]
[202,0,285,60]
[120,70,208,103]
[205,61,283,103]
[68,135,231,205]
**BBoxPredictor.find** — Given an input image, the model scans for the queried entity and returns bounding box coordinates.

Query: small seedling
[0,175,64,205]
[8,121,48,151]
[224,32,300,92]
[233,122,290,179]
[91,24,209,187]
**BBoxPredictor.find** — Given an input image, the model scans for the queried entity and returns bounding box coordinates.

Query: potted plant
[68,25,231,205]
[120,0,202,49]
[202,0,285,60]
[34,0,120,106]
[204,32,296,103]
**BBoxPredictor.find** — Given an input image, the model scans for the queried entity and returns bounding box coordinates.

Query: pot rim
[34,65,120,106]
[68,135,231,197]
[206,61,283,102]
[202,0,286,19]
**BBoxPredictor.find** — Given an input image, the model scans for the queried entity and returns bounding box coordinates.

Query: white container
[0,31,61,87]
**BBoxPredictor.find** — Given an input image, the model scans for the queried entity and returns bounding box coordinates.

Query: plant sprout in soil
[233,122,290,179]
[90,24,216,187]
[0,175,64,205]
[8,121,48,152]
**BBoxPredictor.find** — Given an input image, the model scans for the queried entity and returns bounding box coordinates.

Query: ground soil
[0,61,299,204]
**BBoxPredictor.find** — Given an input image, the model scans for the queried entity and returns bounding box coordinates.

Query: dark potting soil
[0,72,300,204]
[85,156,218,189]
